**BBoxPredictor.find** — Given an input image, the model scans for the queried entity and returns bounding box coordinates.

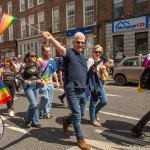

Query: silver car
[112,55,145,86]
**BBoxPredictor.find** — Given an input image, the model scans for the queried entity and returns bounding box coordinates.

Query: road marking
[85,109,140,121]
[5,124,28,134]
[1,116,28,134]
[56,89,122,97]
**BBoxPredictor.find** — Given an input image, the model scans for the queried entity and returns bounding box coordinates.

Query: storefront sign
[67,27,94,36]
[112,16,149,32]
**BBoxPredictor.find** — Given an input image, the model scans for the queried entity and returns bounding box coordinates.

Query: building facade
[97,0,150,61]
[0,0,96,60]
[0,0,150,62]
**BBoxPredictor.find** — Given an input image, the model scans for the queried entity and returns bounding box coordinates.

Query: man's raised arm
[42,31,67,57]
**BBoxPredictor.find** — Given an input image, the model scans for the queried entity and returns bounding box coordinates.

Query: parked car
[112,55,145,86]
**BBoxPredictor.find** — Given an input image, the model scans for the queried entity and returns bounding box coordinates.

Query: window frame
[28,0,34,9]
[52,6,60,33]
[113,34,124,61]
[66,1,75,30]
[19,0,25,12]
[37,0,44,5]
[83,0,94,27]
[0,6,2,18]
[7,1,12,15]
[38,11,44,31]
[134,0,149,16]
[113,0,124,20]
[28,15,35,36]
[21,18,26,38]
[9,24,13,41]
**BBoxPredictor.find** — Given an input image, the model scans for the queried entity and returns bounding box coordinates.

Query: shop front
[106,16,150,62]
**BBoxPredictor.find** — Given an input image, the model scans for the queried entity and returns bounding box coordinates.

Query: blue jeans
[38,83,54,116]
[23,82,40,125]
[65,88,86,140]
[89,86,108,122]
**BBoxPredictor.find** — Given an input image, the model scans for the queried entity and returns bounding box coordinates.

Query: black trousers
[3,80,15,109]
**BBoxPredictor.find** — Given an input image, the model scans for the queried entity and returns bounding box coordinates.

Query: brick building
[0,0,96,60]
[0,0,150,62]
[96,0,150,61]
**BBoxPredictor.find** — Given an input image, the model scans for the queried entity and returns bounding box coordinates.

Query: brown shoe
[62,117,68,132]
[77,139,91,150]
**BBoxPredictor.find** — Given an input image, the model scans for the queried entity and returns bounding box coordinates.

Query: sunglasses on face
[30,55,36,58]
[94,51,102,54]
[76,41,85,45]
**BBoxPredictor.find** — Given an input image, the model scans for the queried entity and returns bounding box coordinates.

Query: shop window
[135,32,148,55]
[113,35,124,60]
[135,0,148,16]
[113,0,124,19]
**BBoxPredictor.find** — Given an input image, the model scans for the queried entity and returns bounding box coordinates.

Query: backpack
[140,66,150,89]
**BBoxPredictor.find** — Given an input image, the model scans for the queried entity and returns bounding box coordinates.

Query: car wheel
[115,74,127,86]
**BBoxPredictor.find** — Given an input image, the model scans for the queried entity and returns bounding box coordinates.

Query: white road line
[56,89,122,97]
[85,109,140,121]
[1,116,28,134]
[95,129,150,149]
[5,124,28,134]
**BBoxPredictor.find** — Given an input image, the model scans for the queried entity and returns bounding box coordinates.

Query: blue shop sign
[67,27,94,36]
[112,16,149,32]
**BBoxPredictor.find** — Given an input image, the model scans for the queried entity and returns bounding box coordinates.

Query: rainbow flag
[0,13,16,35]
[0,80,12,105]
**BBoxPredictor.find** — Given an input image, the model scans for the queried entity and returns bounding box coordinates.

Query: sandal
[96,116,100,122]
[92,120,101,127]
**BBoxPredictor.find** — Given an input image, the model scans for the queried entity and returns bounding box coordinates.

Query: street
[0,82,150,150]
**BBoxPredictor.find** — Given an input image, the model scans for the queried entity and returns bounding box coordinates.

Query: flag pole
[15,18,42,34]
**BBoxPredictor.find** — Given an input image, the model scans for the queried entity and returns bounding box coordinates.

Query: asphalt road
[0,82,150,150]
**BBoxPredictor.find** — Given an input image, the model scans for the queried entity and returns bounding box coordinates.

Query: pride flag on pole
[107,43,111,53]
[0,13,16,35]
[0,80,12,105]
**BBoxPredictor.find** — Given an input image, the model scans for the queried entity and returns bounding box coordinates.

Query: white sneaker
[8,109,15,117]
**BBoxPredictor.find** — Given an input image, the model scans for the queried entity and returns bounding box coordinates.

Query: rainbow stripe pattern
[0,80,12,105]
[0,13,16,35]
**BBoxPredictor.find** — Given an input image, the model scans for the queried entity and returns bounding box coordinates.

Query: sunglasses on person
[76,41,85,45]
[94,51,102,54]
[30,55,36,58]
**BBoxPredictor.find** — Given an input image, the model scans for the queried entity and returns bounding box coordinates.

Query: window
[135,0,148,16]
[0,34,4,43]
[20,0,25,12]
[7,1,12,15]
[52,7,60,33]
[84,0,94,26]
[135,32,148,55]
[66,1,75,30]
[9,24,13,40]
[113,0,123,19]
[113,35,124,60]
[38,11,44,31]
[0,6,2,18]
[21,18,26,37]
[28,0,34,9]
[123,58,138,67]
[29,15,35,36]
[85,34,94,59]
[37,0,44,5]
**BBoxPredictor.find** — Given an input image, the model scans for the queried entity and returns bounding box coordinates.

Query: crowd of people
[0,31,149,150]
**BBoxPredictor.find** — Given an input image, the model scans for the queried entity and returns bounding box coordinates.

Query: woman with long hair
[0,57,18,117]
[20,51,43,128]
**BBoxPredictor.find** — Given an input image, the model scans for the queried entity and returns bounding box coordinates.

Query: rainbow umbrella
[0,13,16,35]
[0,80,12,105]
